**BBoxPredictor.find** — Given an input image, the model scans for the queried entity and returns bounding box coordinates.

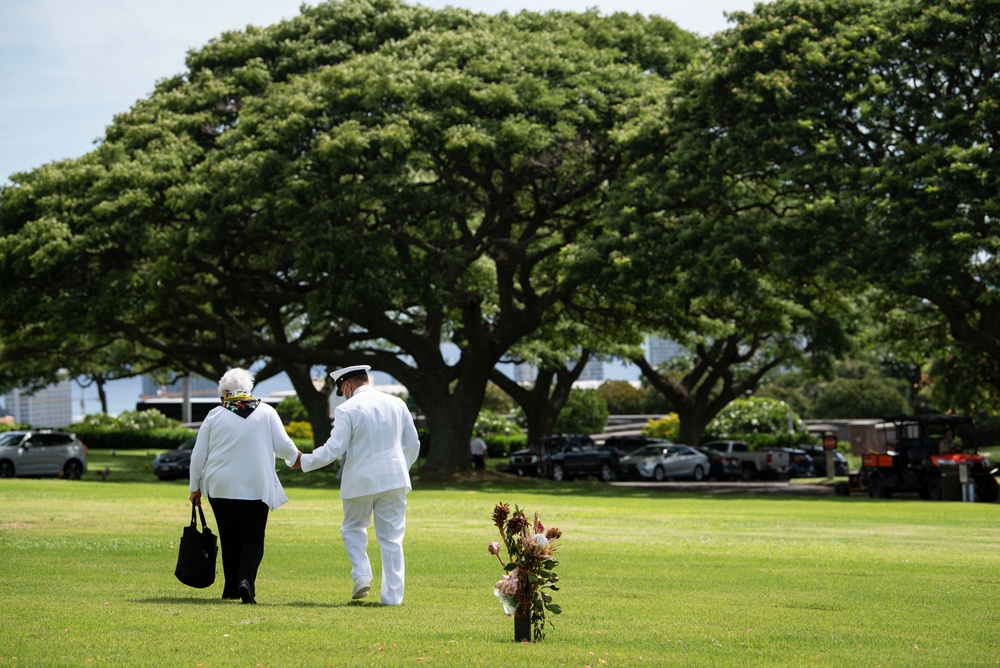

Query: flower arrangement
[489,502,562,641]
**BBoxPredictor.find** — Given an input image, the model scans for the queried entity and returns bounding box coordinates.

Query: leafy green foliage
[596,380,647,415]
[553,389,609,435]
[642,413,680,441]
[275,396,310,425]
[705,397,808,442]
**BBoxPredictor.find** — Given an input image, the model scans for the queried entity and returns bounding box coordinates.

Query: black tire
[741,465,757,482]
[834,481,851,497]
[653,465,666,482]
[0,460,14,478]
[692,465,705,482]
[552,464,566,482]
[598,463,614,483]
[868,474,892,499]
[974,475,999,503]
[63,460,83,480]
[514,467,526,477]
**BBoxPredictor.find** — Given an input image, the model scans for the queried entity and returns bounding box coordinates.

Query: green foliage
[475,410,526,456]
[811,376,911,419]
[596,380,647,415]
[284,420,313,441]
[705,397,809,442]
[275,396,310,425]
[70,409,192,450]
[641,413,680,441]
[481,383,516,414]
[111,409,181,431]
[552,389,608,435]
[71,426,195,451]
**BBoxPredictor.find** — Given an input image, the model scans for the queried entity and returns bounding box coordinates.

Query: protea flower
[492,503,510,530]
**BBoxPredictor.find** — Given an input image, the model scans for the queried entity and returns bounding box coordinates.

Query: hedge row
[71,426,195,451]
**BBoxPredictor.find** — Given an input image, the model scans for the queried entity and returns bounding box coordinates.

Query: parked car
[602,435,667,457]
[759,447,816,478]
[701,439,791,480]
[507,434,619,482]
[799,445,849,477]
[0,430,88,479]
[694,446,741,481]
[152,437,196,481]
[618,443,709,482]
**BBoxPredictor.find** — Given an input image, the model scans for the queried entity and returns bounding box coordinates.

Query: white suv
[0,430,89,479]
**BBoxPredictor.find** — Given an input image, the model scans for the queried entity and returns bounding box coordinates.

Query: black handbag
[175,503,218,588]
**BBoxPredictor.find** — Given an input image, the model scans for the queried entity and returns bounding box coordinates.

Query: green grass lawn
[1,450,998,666]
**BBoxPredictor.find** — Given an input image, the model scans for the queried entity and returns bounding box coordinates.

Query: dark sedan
[800,446,850,477]
[694,446,741,481]
[153,437,195,481]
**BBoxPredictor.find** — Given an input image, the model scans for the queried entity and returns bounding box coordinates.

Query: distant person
[939,428,960,454]
[469,432,489,471]
[188,368,302,604]
[291,365,420,605]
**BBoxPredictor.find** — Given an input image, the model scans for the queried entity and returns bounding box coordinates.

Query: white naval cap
[330,364,372,396]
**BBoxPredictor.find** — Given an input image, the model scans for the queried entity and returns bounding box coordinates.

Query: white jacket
[189,402,300,510]
[295,385,420,499]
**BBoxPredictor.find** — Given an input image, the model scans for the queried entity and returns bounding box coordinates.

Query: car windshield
[0,432,25,447]
[631,445,668,457]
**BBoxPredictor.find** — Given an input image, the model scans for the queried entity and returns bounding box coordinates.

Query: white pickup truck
[701,439,791,481]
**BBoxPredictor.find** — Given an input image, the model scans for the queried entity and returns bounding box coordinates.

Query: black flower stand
[514,613,531,642]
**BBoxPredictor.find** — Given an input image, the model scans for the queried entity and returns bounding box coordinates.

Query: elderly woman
[188,368,302,604]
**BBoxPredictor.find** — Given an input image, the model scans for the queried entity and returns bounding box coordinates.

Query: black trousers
[208,497,269,598]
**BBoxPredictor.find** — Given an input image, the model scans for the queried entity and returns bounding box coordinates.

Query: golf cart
[856,414,998,502]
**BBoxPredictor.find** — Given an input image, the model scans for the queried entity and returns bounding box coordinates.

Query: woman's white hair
[218,367,255,397]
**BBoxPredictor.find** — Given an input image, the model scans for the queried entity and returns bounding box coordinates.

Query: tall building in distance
[647,336,686,367]
[2,379,74,428]
[577,357,605,382]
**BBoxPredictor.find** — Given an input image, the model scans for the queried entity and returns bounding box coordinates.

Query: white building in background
[647,336,686,366]
[2,378,74,427]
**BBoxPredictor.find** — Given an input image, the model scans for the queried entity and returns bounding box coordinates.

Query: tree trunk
[284,365,333,448]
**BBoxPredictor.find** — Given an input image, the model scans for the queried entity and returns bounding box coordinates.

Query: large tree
[0,2,696,469]
[689,0,1000,389]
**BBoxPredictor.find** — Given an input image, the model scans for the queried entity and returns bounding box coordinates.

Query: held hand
[189,490,202,506]
[291,453,301,470]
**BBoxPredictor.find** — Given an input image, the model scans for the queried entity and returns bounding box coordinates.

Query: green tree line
[1,0,997,470]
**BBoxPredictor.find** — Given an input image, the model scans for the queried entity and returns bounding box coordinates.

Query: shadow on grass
[134,597,391,609]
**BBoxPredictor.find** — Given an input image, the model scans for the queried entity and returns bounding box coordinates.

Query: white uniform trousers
[341,487,407,605]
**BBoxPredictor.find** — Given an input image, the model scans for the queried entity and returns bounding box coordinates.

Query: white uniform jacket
[189,402,300,510]
[294,385,420,499]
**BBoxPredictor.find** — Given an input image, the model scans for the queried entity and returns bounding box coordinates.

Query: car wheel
[63,460,83,480]
[653,465,665,482]
[552,464,565,482]
[692,465,705,482]
[741,465,756,482]
[868,473,892,499]
[0,460,13,478]
[514,467,526,477]
[599,463,614,483]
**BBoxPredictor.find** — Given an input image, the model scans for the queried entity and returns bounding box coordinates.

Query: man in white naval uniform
[291,365,420,605]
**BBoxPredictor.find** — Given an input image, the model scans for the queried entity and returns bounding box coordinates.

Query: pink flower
[488,541,500,555]
[495,572,519,596]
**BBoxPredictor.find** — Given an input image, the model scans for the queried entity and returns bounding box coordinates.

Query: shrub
[642,414,680,441]
[475,410,526,457]
[284,421,313,441]
[276,396,309,424]
[553,389,609,435]
[704,397,811,443]
[597,381,647,415]
[71,410,192,450]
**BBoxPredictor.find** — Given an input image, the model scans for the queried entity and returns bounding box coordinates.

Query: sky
[0,0,762,417]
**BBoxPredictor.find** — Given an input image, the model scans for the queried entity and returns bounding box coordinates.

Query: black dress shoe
[238,579,256,604]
